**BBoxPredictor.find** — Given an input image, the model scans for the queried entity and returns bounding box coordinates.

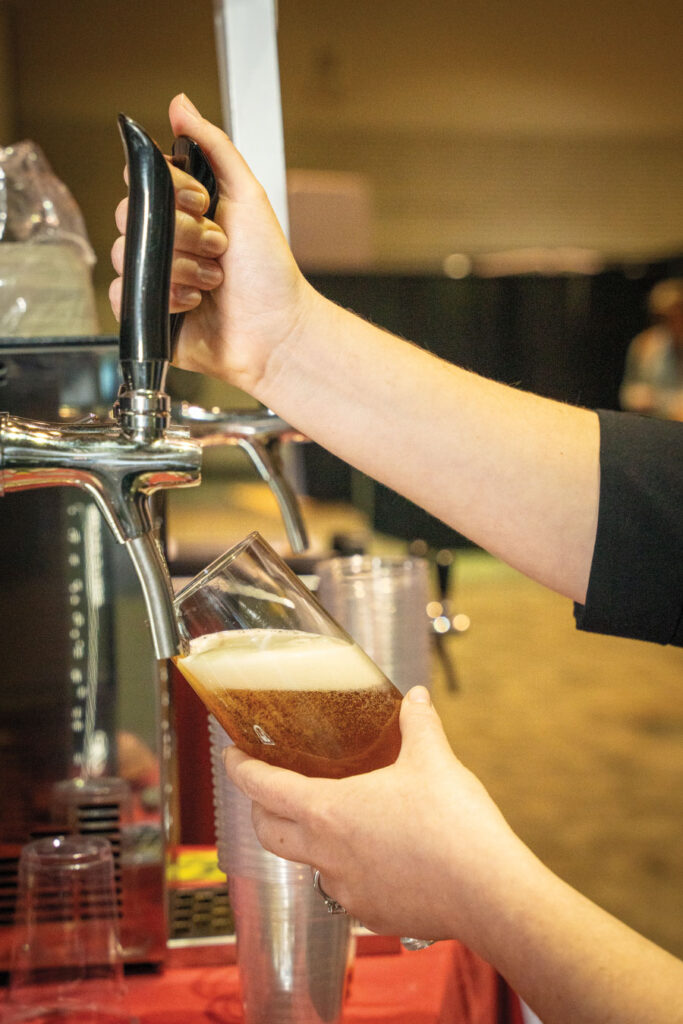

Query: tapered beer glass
[173,532,403,778]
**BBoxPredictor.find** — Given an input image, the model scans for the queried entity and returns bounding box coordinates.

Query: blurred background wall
[0,0,681,327]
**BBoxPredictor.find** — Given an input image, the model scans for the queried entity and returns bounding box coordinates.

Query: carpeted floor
[432,550,683,960]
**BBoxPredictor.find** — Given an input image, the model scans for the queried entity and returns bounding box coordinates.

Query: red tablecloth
[123,941,524,1023]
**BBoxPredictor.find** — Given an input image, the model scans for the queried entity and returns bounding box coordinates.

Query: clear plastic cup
[6,835,136,1023]
[315,554,436,952]
[315,554,432,696]
[209,717,353,1024]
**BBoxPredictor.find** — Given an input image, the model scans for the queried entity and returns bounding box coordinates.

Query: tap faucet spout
[0,414,200,541]
[126,531,186,659]
[0,411,202,658]
[240,436,308,554]
[176,403,309,553]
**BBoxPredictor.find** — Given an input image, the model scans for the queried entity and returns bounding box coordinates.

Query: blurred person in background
[620,277,683,420]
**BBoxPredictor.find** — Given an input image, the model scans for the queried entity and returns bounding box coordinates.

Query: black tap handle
[169,135,219,348]
[117,114,175,379]
[171,135,219,214]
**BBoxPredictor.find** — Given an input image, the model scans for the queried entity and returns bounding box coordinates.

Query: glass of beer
[172,532,403,778]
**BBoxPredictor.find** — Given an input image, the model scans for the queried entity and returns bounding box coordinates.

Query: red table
[122,941,524,1023]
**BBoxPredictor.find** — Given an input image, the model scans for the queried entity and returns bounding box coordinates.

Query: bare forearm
[261,293,600,603]
[459,845,683,1024]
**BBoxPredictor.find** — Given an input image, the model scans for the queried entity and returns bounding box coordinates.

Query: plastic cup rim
[316,553,427,579]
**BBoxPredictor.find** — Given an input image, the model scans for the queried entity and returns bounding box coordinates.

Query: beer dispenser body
[0,336,172,970]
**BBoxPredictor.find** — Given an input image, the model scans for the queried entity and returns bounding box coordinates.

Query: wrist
[254,283,336,405]
[444,829,543,962]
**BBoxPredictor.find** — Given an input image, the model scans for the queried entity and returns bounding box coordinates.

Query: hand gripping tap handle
[169,135,219,350]
[163,134,310,555]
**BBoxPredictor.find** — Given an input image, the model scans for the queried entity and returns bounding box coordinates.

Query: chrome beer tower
[0,116,200,660]
[0,115,307,661]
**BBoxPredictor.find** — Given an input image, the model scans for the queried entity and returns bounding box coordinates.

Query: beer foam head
[179,628,389,693]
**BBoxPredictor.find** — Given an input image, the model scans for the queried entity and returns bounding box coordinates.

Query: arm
[261,299,600,604]
[224,688,683,1024]
[111,94,599,604]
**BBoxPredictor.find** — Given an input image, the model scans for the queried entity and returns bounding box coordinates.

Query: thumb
[397,686,452,766]
[168,93,259,200]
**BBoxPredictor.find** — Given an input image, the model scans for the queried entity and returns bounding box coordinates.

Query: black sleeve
[574,409,683,646]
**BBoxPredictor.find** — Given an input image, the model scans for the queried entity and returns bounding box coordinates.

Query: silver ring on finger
[312,869,347,915]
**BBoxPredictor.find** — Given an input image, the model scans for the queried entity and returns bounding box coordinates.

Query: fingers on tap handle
[169,135,220,347]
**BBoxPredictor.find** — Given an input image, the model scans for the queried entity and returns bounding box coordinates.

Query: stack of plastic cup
[5,834,136,1023]
[314,554,440,954]
[209,717,353,1024]
[315,554,432,696]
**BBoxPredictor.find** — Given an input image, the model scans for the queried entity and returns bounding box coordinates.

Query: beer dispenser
[0,111,307,971]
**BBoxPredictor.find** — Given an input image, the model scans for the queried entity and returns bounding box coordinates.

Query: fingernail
[198,264,223,286]
[175,285,201,304]
[180,93,202,118]
[407,686,431,705]
[200,227,227,257]
[178,188,207,215]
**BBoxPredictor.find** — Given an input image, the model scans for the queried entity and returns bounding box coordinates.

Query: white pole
[212,0,289,240]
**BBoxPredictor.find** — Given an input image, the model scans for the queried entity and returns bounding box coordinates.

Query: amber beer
[173,628,402,778]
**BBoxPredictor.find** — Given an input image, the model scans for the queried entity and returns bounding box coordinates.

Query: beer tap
[0,115,203,660]
[175,402,309,554]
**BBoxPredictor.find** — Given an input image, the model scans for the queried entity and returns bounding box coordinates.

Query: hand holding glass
[173,532,434,950]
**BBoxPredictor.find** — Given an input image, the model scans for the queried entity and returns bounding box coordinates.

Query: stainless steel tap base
[115,387,171,443]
